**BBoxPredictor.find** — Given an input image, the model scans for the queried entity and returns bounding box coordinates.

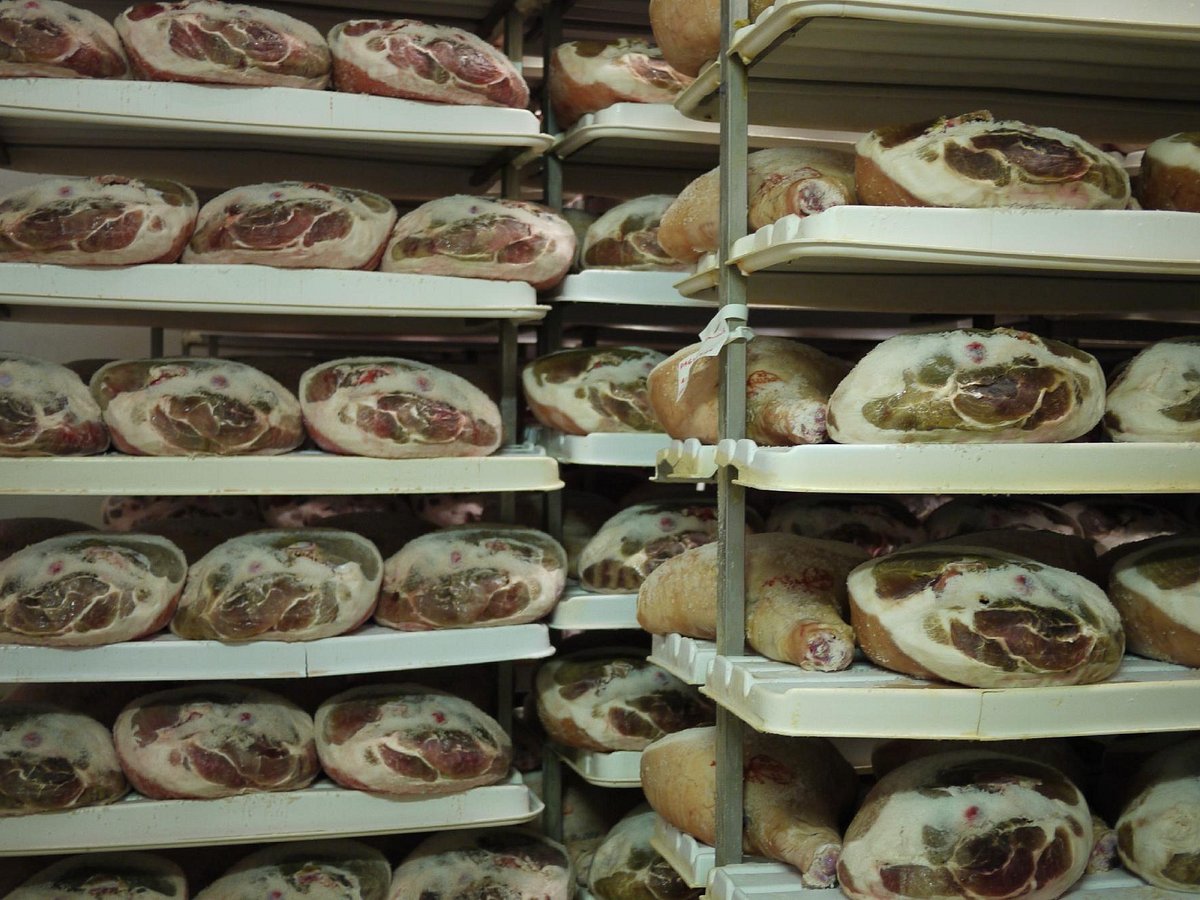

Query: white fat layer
[116,0,328,88]
[94,358,301,456]
[828,329,1105,443]
[582,195,681,271]
[0,0,128,78]
[0,176,196,265]
[380,195,575,287]
[9,853,185,899]
[537,658,689,750]
[182,181,396,268]
[0,709,120,785]
[1117,738,1200,890]
[840,751,1090,900]
[0,355,105,454]
[848,549,1123,687]
[113,685,313,799]
[1145,133,1200,171]
[380,527,565,628]
[554,39,688,101]
[1106,338,1200,442]
[388,831,570,900]
[587,810,658,894]
[175,529,381,641]
[196,842,389,900]
[329,19,521,106]
[0,534,184,646]
[577,502,718,592]
[299,356,500,459]
[522,346,665,433]
[1112,537,1200,632]
[857,115,1129,208]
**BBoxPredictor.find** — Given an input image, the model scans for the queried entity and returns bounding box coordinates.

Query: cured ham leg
[0,355,108,457]
[522,346,665,435]
[388,830,572,899]
[196,840,390,900]
[0,0,128,78]
[549,38,691,128]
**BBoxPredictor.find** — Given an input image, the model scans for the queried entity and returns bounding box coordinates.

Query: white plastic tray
[675,0,1200,141]
[654,440,718,484]
[651,816,768,889]
[0,624,554,683]
[0,774,542,856]
[649,634,717,686]
[535,428,673,467]
[0,449,563,496]
[705,654,1200,740]
[552,269,708,308]
[549,586,639,631]
[708,864,1195,898]
[557,745,643,788]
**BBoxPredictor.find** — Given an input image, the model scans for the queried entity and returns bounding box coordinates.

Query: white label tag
[676,306,753,400]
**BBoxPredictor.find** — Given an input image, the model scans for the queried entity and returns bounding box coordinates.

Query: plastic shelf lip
[651,816,714,888]
[551,269,709,308]
[653,441,719,484]
[304,624,554,677]
[549,587,639,631]
[0,775,542,856]
[535,428,674,467]
[0,452,563,496]
[648,634,717,686]
[556,745,643,788]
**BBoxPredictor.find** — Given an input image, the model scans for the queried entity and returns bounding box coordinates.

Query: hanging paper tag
[675,304,753,400]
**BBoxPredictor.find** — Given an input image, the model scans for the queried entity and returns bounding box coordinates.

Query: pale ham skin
[299,357,502,459]
[535,655,714,751]
[1116,736,1200,892]
[647,0,771,77]
[0,175,197,265]
[588,810,703,900]
[649,336,850,445]
[0,533,186,647]
[766,496,926,557]
[827,328,1106,444]
[376,525,565,631]
[1104,337,1200,442]
[0,0,128,78]
[581,195,685,271]
[0,704,128,817]
[113,684,319,800]
[1108,534,1200,668]
[549,39,692,129]
[847,545,1125,688]
[102,495,261,530]
[382,195,575,290]
[9,853,186,899]
[522,346,666,435]
[0,354,108,456]
[116,0,330,88]
[329,18,528,108]
[641,726,857,888]
[658,148,856,263]
[1061,499,1186,553]
[856,110,1130,209]
[183,181,397,270]
[91,358,304,456]
[837,750,1092,900]
[172,528,383,642]
[1139,132,1200,212]
[639,533,868,671]
[577,500,720,592]
[315,684,511,797]
[925,497,1082,541]
[388,829,572,900]
[196,840,390,900]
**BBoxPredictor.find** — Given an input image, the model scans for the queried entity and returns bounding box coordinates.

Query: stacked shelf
[550,584,639,631]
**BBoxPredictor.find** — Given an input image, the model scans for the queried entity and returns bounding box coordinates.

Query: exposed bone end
[790,177,854,217]
[802,841,842,888]
[787,625,854,672]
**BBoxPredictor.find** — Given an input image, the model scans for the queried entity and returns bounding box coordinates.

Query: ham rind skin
[172,528,383,643]
[113,684,319,800]
[115,0,330,89]
[8,852,186,899]
[0,175,197,266]
[0,0,129,78]
[1116,736,1200,892]
[548,39,692,129]
[195,840,391,900]
[183,181,397,269]
[577,500,721,592]
[522,346,666,435]
[0,704,128,817]
[328,18,528,108]
[381,195,575,290]
[388,829,572,900]
[581,195,685,272]
[315,683,511,797]
[91,357,305,456]
[0,354,109,457]
[648,0,771,78]
[1104,337,1200,442]
[0,533,187,647]
[299,356,502,459]
[588,810,703,900]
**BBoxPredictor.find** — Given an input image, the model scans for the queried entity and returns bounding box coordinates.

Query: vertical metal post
[541,1,564,213]
[496,659,514,735]
[541,743,565,841]
[501,9,525,202]
[150,327,164,357]
[715,0,750,871]
[499,318,520,523]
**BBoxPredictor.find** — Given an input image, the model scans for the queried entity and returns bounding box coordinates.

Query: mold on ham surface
[0,0,128,78]
[0,355,109,457]
[387,829,572,899]
[523,346,665,435]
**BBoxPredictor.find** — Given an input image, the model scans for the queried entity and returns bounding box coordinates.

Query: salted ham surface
[0,175,196,265]
[172,528,382,642]
[549,38,691,128]
[0,0,128,78]
[329,18,527,108]
[92,357,304,456]
[588,809,703,900]
[116,0,330,88]
[1105,337,1200,442]
[388,829,572,900]
[0,532,186,646]
[581,195,683,271]
[523,346,665,435]
[0,354,108,456]
[183,181,396,269]
[9,852,186,899]
[1116,736,1200,893]
[315,683,511,796]
[113,683,318,800]
[0,703,127,817]
[196,840,390,900]
[577,500,720,592]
